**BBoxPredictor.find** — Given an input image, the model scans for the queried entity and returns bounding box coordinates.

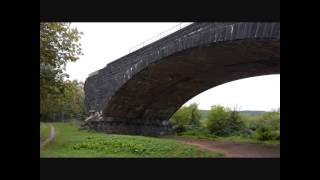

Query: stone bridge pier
[85,118,171,136]
[83,22,280,136]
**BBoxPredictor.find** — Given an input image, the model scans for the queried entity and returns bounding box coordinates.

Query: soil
[40,124,56,148]
[174,137,280,158]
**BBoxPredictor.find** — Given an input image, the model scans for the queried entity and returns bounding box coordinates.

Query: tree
[169,103,201,133]
[206,105,245,136]
[256,111,280,131]
[40,23,83,121]
[58,80,86,121]
[41,80,86,122]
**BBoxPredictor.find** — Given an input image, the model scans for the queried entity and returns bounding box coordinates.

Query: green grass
[179,131,279,145]
[40,122,224,158]
[179,130,218,141]
[215,136,280,145]
[40,123,50,142]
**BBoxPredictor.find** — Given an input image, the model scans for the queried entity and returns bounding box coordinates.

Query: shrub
[269,130,280,140]
[255,127,280,141]
[170,103,202,133]
[206,105,245,136]
[259,111,280,131]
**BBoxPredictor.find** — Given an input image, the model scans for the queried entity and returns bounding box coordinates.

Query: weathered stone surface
[84,119,171,136]
[84,22,280,136]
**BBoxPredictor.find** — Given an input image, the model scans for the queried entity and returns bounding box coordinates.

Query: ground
[40,122,280,158]
[40,123,50,142]
[40,122,223,158]
[40,123,55,148]
[173,136,280,157]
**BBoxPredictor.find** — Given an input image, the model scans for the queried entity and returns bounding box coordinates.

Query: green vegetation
[179,128,218,141]
[205,105,246,136]
[40,123,50,142]
[242,111,280,141]
[179,134,279,145]
[170,104,280,145]
[40,122,224,157]
[170,103,202,133]
[39,23,279,157]
[40,23,85,122]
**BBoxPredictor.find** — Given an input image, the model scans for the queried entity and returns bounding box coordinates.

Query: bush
[172,104,280,143]
[259,111,280,131]
[255,127,280,141]
[240,110,280,139]
[271,130,280,140]
[170,103,202,133]
[206,105,245,136]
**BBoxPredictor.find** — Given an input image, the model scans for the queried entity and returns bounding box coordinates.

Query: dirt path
[40,124,56,149]
[174,137,280,158]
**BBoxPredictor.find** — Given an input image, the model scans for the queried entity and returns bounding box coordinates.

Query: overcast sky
[66,23,280,111]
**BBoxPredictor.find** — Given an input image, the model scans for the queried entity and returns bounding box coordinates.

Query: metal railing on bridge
[89,23,193,78]
[128,22,193,53]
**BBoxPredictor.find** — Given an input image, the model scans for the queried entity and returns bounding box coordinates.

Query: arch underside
[89,39,280,136]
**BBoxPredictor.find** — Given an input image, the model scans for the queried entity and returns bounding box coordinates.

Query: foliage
[258,111,280,131]
[205,105,245,136]
[40,23,84,122]
[40,23,82,98]
[241,111,280,141]
[253,111,280,141]
[41,80,86,122]
[177,105,280,143]
[179,127,218,140]
[255,127,280,141]
[40,123,50,142]
[169,103,202,133]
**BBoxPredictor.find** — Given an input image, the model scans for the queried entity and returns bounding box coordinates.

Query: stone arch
[84,23,280,136]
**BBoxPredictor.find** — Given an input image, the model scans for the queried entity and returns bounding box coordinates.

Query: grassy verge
[40,123,50,142]
[40,122,224,157]
[215,136,279,145]
[179,131,279,145]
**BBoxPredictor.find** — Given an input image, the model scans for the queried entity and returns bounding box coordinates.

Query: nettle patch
[72,135,177,155]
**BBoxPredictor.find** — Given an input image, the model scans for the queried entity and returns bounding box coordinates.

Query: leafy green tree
[206,105,230,135]
[206,105,245,136]
[59,80,86,120]
[256,111,280,131]
[254,110,280,141]
[40,23,83,121]
[170,103,202,133]
[238,109,280,141]
[41,80,86,122]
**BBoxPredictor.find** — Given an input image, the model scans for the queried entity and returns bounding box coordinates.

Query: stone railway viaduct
[84,22,280,136]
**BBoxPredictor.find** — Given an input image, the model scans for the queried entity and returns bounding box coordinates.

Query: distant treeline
[199,110,268,118]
